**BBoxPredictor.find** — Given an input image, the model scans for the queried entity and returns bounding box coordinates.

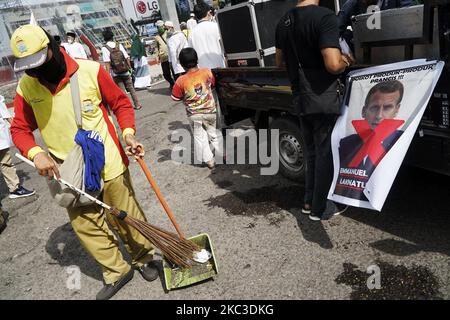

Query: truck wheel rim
[279,133,303,172]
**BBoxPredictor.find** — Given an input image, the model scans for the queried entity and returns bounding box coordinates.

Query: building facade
[0,0,134,85]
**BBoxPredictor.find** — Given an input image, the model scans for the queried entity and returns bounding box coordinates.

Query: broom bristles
[110,209,200,268]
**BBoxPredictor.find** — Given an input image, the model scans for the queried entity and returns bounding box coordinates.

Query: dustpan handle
[136,157,185,238]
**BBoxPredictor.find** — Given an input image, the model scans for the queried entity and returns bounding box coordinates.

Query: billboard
[121,0,161,21]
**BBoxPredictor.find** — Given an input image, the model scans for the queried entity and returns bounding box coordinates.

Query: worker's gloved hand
[125,134,145,160]
[33,152,61,180]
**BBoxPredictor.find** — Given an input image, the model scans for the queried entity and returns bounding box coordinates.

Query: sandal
[134,105,142,110]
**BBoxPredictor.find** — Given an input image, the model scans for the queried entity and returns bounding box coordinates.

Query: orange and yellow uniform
[11,50,154,284]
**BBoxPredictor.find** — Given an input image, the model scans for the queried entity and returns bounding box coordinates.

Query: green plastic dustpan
[163,233,218,290]
[135,159,218,290]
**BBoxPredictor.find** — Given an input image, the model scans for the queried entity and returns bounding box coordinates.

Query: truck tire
[270,116,305,181]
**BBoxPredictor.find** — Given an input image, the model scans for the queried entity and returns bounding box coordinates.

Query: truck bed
[214,67,293,116]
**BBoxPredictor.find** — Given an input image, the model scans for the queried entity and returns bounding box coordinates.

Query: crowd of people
[0,0,416,300]
[154,2,225,88]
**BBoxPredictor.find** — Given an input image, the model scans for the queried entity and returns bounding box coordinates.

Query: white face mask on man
[67,37,74,44]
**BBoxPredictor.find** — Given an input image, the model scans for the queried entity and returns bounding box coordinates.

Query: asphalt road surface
[1,82,449,300]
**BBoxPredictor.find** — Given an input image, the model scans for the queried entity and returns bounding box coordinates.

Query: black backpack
[106,43,129,74]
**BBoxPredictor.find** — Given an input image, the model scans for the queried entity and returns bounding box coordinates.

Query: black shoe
[333,203,348,216]
[136,261,159,282]
[308,213,322,221]
[301,204,312,215]
[96,268,134,300]
[9,186,35,199]
[315,201,349,220]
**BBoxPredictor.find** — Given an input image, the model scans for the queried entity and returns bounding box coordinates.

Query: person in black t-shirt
[275,0,354,221]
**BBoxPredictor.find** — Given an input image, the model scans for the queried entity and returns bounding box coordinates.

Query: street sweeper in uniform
[9,24,158,300]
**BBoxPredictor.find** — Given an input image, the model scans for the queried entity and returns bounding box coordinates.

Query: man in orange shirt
[10,25,157,300]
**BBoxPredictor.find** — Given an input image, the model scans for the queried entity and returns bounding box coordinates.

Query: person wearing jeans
[299,114,338,216]
[113,75,141,110]
[101,30,142,110]
[276,0,354,220]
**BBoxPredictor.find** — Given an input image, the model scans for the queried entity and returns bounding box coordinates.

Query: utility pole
[158,0,180,30]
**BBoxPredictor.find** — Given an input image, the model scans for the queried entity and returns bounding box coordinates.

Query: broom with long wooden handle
[16,153,200,268]
[136,157,185,238]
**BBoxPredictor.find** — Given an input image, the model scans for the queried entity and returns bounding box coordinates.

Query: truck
[213,0,450,181]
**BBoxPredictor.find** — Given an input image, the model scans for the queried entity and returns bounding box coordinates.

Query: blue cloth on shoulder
[74,129,105,192]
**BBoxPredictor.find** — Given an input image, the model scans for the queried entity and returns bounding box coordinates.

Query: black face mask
[25,54,66,84]
[25,30,67,84]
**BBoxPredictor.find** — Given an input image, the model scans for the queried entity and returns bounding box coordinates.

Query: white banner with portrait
[328,59,444,211]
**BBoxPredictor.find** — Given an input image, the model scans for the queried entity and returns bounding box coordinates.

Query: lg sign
[135,0,159,15]
[136,1,146,14]
[151,1,159,10]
